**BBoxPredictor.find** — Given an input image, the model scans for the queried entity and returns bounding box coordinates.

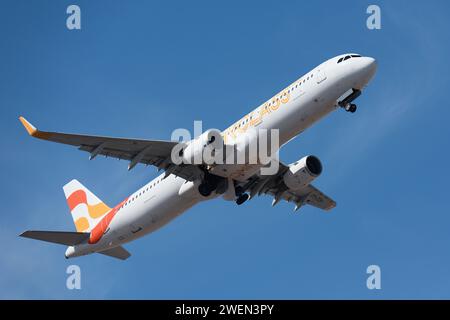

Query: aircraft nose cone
[362,57,377,78]
[353,56,377,89]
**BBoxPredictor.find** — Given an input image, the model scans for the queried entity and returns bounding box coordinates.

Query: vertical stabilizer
[63,180,111,232]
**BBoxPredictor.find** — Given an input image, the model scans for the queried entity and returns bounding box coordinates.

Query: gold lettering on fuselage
[223,88,292,144]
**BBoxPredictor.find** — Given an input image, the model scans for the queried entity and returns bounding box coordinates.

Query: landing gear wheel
[236,193,249,205]
[198,183,212,197]
[198,172,223,197]
[338,88,361,112]
[344,103,357,113]
[235,186,244,197]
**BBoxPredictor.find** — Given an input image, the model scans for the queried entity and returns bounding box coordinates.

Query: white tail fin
[63,180,111,232]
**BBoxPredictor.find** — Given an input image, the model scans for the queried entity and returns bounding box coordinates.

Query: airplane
[19,53,377,260]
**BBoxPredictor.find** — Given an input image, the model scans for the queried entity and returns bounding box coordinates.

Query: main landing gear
[199,174,250,205]
[234,186,249,206]
[198,182,215,197]
[236,193,249,205]
[338,88,361,113]
[198,172,223,197]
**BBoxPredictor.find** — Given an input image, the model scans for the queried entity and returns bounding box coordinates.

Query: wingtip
[19,116,37,136]
[325,201,337,211]
[19,230,30,238]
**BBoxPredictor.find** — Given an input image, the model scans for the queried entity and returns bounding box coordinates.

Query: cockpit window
[338,54,362,64]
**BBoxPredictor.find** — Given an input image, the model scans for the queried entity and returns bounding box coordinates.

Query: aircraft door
[316,68,327,84]
[130,223,143,235]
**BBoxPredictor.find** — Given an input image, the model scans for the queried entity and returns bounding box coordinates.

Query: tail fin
[63,180,111,233]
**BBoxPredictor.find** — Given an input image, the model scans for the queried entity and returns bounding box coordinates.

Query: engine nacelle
[181,129,223,165]
[283,155,322,190]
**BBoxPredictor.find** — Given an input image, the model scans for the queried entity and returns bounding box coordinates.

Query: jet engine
[283,155,322,190]
[180,129,223,165]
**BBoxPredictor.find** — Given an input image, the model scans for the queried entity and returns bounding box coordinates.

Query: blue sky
[1,0,450,299]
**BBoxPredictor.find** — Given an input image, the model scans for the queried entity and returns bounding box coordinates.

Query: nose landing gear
[338,88,361,113]
[344,103,357,113]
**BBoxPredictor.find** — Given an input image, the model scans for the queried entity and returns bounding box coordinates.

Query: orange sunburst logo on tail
[63,179,111,233]
[67,189,111,219]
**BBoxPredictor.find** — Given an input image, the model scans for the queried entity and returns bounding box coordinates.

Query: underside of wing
[293,184,336,211]
[19,117,203,181]
[242,160,336,211]
[268,184,336,211]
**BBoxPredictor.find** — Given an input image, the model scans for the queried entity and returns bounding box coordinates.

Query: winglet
[19,116,37,136]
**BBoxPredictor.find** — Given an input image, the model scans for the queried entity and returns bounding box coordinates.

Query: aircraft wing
[244,161,336,211]
[19,117,203,181]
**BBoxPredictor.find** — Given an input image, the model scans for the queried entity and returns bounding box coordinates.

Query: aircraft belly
[106,176,202,247]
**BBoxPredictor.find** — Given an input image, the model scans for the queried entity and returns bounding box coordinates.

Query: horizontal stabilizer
[20,230,90,246]
[98,246,131,260]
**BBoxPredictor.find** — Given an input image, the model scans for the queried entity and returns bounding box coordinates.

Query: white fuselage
[66,54,377,258]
